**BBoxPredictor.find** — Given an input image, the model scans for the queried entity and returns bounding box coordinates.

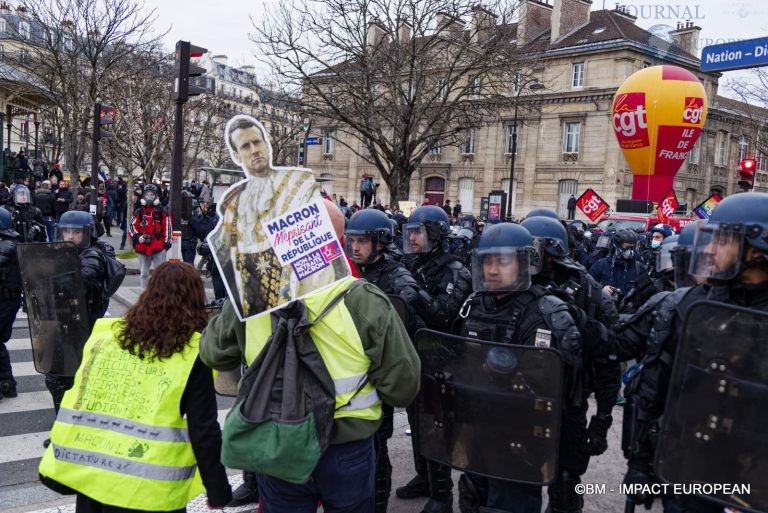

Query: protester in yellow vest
[39,262,232,512]
[201,276,421,511]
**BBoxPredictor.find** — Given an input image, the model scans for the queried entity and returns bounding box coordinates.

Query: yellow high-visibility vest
[245,277,381,421]
[39,318,204,511]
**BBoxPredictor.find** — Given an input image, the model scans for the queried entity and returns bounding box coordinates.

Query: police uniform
[0,216,22,398]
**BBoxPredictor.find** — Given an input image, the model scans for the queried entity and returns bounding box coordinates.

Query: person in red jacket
[129,184,171,287]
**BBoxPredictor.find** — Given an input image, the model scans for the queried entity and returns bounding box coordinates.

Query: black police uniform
[0,226,22,397]
[5,203,46,242]
[458,285,583,513]
[403,247,472,510]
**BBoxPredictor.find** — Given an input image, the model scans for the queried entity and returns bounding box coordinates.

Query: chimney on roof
[516,0,553,47]
[240,65,255,73]
[669,19,701,57]
[470,5,497,45]
[397,17,412,43]
[436,11,465,37]
[0,3,10,12]
[612,4,637,21]
[366,21,387,50]
[551,0,591,44]
[212,54,228,66]
[16,5,27,16]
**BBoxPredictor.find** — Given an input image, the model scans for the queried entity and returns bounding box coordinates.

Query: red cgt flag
[575,188,610,222]
[657,189,679,224]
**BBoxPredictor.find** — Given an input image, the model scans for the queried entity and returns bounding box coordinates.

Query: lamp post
[302,116,311,167]
[507,80,544,220]
[33,109,41,159]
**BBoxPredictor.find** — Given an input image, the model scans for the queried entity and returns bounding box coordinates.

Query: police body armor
[654,301,768,513]
[16,242,90,375]
[414,328,563,484]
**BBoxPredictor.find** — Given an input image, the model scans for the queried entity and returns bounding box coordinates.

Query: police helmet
[651,223,674,238]
[521,216,569,259]
[0,207,19,238]
[656,235,679,273]
[526,207,559,220]
[403,205,450,254]
[13,185,31,205]
[613,228,638,260]
[690,192,768,284]
[345,209,394,263]
[471,223,536,293]
[57,210,92,248]
[668,221,699,288]
[456,228,474,240]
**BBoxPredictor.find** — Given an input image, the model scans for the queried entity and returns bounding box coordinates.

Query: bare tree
[252,0,541,203]
[729,70,768,160]
[11,0,164,185]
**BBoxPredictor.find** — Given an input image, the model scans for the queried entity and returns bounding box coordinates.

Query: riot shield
[16,242,91,376]
[655,301,768,513]
[415,329,563,485]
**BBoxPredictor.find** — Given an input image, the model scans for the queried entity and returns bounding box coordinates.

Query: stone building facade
[306,0,767,219]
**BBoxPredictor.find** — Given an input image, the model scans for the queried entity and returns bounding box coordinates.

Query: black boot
[374,421,393,513]
[228,471,259,507]
[396,474,430,499]
[0,379,17,398]
[421,461,453,513]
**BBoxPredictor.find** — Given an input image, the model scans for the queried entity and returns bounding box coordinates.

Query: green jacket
[200,280,421,445]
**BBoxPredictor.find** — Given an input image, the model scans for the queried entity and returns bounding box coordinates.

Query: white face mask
[651,240,662,249]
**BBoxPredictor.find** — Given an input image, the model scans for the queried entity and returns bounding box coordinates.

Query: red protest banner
[575,189,610,222]
[657,189,678,224]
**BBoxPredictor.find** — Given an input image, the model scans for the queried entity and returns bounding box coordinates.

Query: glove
[634,273,659,303]
[163,242,172,250]
[583,414,611,456]
[623,465,654,509]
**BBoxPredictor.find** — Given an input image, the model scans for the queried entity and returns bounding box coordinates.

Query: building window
[505,124,519,154]
[463,128,476,154]
[18,21,30,40]
[0,45,4,60]
[759,154,767,172]
[458,177,475,213]
[0,19,6,34]
[64,36,73,51]
[436,78,447,101]
[563,122,581,153]
[716,131,729,165]
[512,70,522,93]
[323,129,334,154]
[429,136,442,155]
[571,62,584,88]
[468,75,481,96]
[688,139,700,164]
[19,48,28,63]
[738,135,748,161]
[21,121,29,141]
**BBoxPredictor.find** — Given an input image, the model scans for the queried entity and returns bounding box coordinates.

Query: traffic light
[173,41,208,102]
[298,140,305,165]
[738,158,757,189]
[96,103,115,141]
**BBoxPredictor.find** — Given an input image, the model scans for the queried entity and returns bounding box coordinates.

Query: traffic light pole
[169,99,184,231]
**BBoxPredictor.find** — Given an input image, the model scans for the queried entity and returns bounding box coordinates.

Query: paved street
[1,229,661,513]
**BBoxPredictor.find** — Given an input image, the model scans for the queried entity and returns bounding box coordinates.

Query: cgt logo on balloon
[611,65,708,203]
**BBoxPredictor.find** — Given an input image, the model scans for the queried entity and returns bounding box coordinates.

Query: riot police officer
[3,185,46,242]
[457,223,582,513]
[346,208,422,513]
[588,228,646,298]
[521,216,619,513]
[0,208,22,399]
[624,192,768,512]
[44,211,113,417]
[398,205,472,513]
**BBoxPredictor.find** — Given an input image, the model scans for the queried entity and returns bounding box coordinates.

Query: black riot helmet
[521,216,569,259]
[0,207,19,238]
[345,208,393,264]
[526,207,559,220]
[57,210,93,248]
[690,192,768,284]
[671,221,699,288]
[613,228,638,260]
[403,205,450,254]
[472,223,537,293]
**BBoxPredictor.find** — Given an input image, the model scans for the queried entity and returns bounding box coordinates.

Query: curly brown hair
[116,261,209,361]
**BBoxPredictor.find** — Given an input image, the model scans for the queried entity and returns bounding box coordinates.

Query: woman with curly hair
[39,261,232,513]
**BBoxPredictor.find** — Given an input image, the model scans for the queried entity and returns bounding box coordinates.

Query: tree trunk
[386,166,411,207]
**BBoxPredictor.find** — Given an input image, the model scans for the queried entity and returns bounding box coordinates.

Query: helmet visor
[403,223,433,254]
[689,222,745,283]
[345,233,376,264]
[596,235,612,249]
[471,247,532,293]
[13,188,30,204]
[672,247,695,288]
[656,242,677,273]
[56,224,91,248]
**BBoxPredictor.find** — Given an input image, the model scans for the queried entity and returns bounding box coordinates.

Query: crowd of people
[0,155,765,513]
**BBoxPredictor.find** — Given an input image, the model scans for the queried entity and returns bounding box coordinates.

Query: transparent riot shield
[16,242,91,375]
[655,301,768,513]
[415,329,563,485]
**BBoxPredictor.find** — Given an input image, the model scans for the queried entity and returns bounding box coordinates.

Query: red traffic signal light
[738,158,757,189]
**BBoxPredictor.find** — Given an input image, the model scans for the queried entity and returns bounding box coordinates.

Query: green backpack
[221,282,363,483]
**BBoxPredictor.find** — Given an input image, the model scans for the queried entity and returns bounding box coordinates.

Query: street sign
[305,136,321,145]
[701,36,768,72]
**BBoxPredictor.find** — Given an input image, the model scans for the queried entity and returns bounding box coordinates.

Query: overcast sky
[148,0,768,93]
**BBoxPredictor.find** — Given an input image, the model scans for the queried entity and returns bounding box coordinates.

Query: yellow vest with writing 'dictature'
[38,318,204,511]
[245,277,382,422]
